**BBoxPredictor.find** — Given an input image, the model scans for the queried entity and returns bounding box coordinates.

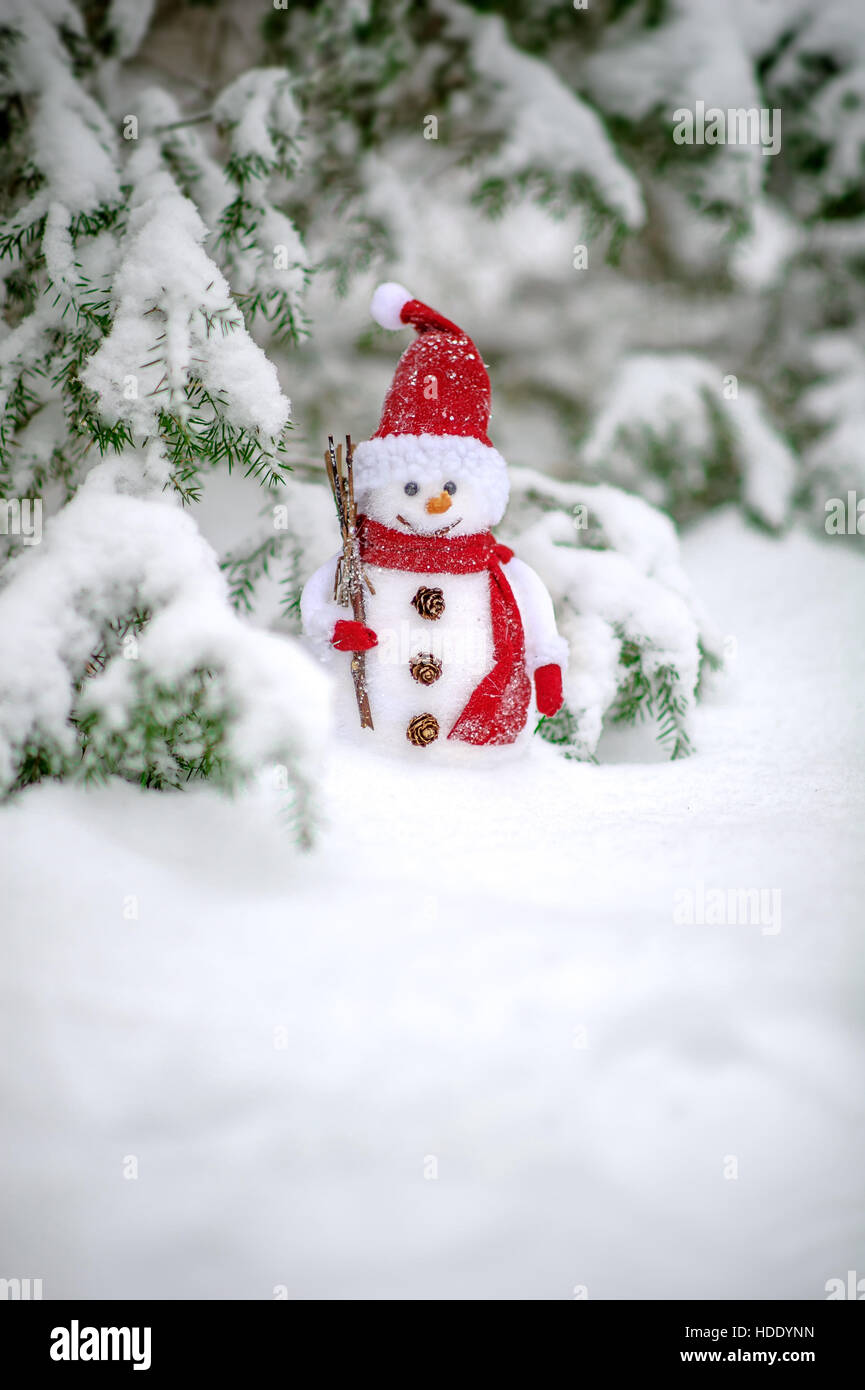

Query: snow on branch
[443,1,644,230]
[581,0,770,216]
[139,79,310,352]
[0,0,121,241]
[104,0,157,62]
[580,354,796,530]
[0,459,329,810]
[504,470,721,760]
[213,68,304,172]
[799,335,865,508]
[212,71,309,347]
[770,0,865,208]
[80,145,291,494]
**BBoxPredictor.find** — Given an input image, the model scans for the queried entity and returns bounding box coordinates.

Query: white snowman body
[301,455,567,757]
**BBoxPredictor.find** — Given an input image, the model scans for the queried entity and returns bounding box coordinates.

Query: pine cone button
[411,586,445,620]
[409,653,443,685]
[406,713,439,747]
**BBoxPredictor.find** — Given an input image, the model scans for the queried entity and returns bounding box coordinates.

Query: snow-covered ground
[1,510,862,1300]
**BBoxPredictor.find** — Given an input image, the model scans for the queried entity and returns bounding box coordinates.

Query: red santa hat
[352,283,510,521]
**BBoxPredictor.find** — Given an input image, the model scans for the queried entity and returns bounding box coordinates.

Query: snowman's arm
[300,554,343,654]
[505,556,569,674]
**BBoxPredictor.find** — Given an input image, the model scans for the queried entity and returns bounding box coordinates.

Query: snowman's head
[356,473,496,538]
[353,433,509,536]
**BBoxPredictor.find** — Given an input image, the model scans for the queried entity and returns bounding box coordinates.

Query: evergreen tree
[1,0,862,813]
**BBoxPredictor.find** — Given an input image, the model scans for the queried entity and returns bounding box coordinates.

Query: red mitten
[332,619,378,652]
[534,663,563,717]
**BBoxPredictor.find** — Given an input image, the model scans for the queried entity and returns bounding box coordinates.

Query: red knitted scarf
[358,516,531,745]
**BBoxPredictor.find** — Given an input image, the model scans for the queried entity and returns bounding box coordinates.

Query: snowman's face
[357,474,499,537]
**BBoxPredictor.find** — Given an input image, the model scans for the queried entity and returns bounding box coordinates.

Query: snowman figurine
[301,283,568,755]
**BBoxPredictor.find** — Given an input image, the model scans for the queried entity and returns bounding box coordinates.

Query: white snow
[580,354,797,528]
[105,0,156,62]
[238,206,308,317]
[0,457,327,794]
[730,386,796,531]
[8,0,121,219]
[729,199,801,292]
[504,470,718,756]
[82,147,291,439]
[581,0,774,211]
[213,69,303,167]
[1,510,862,1299]
[800,335,865,499]
[445,1,645,229]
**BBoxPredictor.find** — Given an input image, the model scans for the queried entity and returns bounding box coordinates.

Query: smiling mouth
[396,514,462,535]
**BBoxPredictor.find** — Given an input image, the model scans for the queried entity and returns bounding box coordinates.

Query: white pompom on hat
[369,281,414,331]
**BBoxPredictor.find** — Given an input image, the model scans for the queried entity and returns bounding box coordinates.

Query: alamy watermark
[50,1322,151,1371]
[0,497,42,545]
[825,1270,865,1300]
[374,620,489,672]
[825,492,865,535]
[0,1277,42,1299]
[672,101,781,157]
[674,880,782,935]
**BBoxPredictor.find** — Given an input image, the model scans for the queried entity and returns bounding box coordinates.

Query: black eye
[443,481,457,495]
[404,481,418,496]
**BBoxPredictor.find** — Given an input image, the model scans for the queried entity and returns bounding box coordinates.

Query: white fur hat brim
[352,433,510,523]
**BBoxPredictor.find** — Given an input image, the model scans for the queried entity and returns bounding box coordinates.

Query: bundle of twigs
[324,434,374,730]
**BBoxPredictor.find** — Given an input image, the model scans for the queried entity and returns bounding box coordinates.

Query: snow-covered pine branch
[799,335,865,523]
[579,354,797,531]
[0,0,121,249]
[0,2,123,509]
[211,70,309,347]
[81,143,292,499]
[0,457,328,830]
[0,2,320,828]
[444,0,644,231]
[502,469,723,761]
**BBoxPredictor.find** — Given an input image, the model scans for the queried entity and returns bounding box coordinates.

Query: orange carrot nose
[425,491,452,514]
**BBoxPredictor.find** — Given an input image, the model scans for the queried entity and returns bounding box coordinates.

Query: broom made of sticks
[324,434,374,730]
